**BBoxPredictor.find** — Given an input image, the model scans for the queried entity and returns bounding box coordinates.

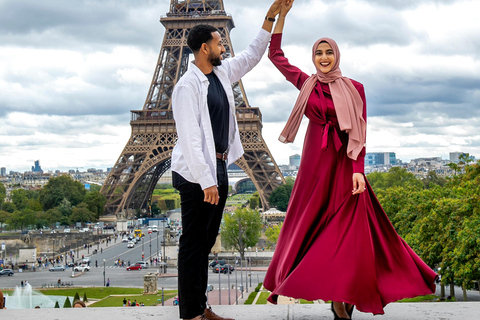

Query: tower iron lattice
[100,0,285,220]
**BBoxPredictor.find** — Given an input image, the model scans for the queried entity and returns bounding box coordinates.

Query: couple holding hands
[171,1,437,319]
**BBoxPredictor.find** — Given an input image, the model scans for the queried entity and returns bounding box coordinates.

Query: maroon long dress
[263,34,437,315]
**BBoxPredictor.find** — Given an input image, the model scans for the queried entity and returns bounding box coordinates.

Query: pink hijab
[279,37,366,160]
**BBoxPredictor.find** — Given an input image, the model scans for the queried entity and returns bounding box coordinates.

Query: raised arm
[274,0,294,34]
[269,0,310,90]
[263,0,283,33]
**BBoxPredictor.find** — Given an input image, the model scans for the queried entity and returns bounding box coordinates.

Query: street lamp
[149,233,152,262]
[142,235,144,261]
[103,259,106,286]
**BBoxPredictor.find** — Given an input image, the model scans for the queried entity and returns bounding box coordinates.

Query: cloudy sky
[1,0,479,173]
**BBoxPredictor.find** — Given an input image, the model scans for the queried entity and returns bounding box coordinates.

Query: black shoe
[346,304,354,319]
[331,304,340,320]
[331,303,351,320]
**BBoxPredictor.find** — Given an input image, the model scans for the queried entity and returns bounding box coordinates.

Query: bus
[134,229,144,238]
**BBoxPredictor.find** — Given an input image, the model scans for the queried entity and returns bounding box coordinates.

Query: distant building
[0,167,6,176]
[365,152,396,166]
[31,160,43,173]
[449,152,474,163]
[289,154,301,167]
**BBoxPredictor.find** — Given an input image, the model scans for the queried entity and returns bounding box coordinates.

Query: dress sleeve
[351,82,366,174]
[269,33,310,90]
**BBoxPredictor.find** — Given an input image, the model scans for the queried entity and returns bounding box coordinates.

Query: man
[171,1,284,319]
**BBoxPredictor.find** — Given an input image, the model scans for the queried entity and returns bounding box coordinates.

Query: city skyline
[1,0,480,172]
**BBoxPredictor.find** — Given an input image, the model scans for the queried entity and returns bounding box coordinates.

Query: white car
[127,241,135,248]
[122,237,129,242]
[135,261,148,269]
[74,264,90,272]
[63,228,71,233]
[152,226,158,232]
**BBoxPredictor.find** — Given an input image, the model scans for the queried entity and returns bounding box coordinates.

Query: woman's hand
[352,173,366,195]
[279,0,294,18]
[266,0,283,19]
[273,0,294,34]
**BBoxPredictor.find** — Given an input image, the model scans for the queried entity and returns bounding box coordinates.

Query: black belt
[216,152,228,161]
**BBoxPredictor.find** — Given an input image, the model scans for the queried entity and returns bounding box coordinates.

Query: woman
[263,1,437,319]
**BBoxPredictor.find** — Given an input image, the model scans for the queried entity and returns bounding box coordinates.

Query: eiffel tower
[100,0,285,220]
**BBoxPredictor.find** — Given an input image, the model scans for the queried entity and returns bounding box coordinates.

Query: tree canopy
[268,176,295,211]
[39,175,86,210]
[220,207,263,259]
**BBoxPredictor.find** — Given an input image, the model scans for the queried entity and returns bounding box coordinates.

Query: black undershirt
[205,71,229,154]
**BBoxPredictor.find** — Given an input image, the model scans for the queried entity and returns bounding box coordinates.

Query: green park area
[1,287,177,308]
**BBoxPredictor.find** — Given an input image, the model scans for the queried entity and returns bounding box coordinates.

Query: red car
[126,265,142,271]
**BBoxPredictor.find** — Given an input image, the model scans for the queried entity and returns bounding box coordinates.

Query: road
[0,227,265,294]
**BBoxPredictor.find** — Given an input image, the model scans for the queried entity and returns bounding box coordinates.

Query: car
[122,237,129,242]
[126,265,142,271]
[212,264,234,274]
[152,225,158,232]
[209,259,226,268]
[74,264,91,272]
[147,227,152,234]
[63,228,71,233]
[78,227,90,233]
[49,265,65,272]
[127,241,135,248]
[82,257,91,264]
[135,261,149,269]
[0,269,14,276]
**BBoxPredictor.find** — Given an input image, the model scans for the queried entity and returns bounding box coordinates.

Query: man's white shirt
[171,28,271,190]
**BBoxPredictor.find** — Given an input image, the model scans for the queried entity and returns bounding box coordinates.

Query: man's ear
[200,42,209,55]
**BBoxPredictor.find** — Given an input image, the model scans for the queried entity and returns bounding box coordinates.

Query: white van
[152,225,158,232]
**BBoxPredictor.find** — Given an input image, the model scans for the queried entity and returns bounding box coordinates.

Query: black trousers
[173,159,228,319]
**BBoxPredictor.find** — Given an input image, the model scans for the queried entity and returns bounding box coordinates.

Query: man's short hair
[187,24,219,52]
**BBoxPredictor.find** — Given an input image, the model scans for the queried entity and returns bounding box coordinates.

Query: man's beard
[208,52,222,66]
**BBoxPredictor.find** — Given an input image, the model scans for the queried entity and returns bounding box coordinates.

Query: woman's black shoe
[331,304,340,320]
[346,304,355,319]
[331,303,351,320]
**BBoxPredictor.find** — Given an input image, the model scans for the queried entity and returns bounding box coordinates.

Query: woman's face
[314,42,335,74]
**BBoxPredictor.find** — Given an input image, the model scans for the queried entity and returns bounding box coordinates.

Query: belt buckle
[221,152,227,161]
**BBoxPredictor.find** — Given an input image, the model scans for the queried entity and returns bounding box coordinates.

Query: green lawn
[90,290,177,307]
[244,291,257,305]
[255,292,270,304]
[30,287,178,307]
[397,295,438,302]
[37,287,144,300]
[299,299,314,304]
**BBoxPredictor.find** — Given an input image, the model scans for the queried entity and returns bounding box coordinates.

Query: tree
[265,223,282,249]
[1,201,16,213]
[422,170,446,189]
[367,167,422,192]
[220,208,263,260]
[10,189,40,211]
[71,203,96,225]
[268,177,295,211]
[63,296,72,308]
[83,191,106,219]
[7,209,36,231]
[39,175,86,210]
[249,192,260,209]
[0,183,6,204]
[42,208,63,229]
[0,210,11,232]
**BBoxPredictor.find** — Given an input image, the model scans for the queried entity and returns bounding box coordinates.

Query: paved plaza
[1,302,480,319]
